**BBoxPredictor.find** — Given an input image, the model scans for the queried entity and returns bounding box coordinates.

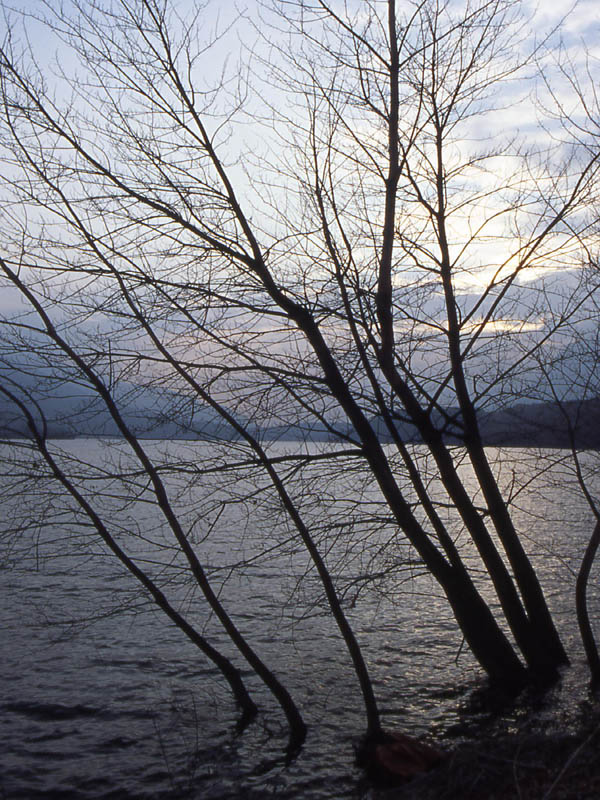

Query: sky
[1,0,600,351]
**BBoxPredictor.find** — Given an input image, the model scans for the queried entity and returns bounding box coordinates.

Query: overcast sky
[1,0,599,307]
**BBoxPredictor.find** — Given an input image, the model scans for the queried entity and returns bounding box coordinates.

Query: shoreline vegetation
[381,723,600,799]
[364,678,600,799]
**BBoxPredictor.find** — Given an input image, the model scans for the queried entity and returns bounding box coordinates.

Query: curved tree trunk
[0,384,261,725]
[576,520,600,685]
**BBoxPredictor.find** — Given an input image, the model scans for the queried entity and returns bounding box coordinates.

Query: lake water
[1,441,600,799]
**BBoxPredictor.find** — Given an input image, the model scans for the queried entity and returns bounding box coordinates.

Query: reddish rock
[367,730,446,781]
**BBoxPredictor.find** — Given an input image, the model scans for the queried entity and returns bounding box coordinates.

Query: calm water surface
[1,441,600,799]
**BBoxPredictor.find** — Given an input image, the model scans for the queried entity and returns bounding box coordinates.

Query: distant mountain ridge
[477,397,600,449]
[0,375,238,441]
[1,373,599,448]
[370,398,600,449]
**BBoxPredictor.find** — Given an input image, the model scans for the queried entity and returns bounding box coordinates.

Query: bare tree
[1,0,599,757]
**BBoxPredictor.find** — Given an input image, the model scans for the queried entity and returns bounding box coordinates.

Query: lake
[1,440,599,798]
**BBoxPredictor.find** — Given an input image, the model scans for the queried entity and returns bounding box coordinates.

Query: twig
[542,722,600,799]
[512,738,524,800]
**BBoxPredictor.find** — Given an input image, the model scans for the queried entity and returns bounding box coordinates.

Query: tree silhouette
[1,0,599,754]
